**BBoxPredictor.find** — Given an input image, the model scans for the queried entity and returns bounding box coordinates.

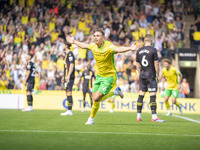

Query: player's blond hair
[94,28,105,36]
[144,34,153,43]
[163,58,171,64]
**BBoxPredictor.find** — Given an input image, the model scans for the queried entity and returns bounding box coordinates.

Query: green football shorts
[164,89,179,98]
[93,74,117,95]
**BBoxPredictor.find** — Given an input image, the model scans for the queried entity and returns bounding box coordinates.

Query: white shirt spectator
[47,69,55,78]
[154,38,163,51]
[16,79,24,90]
[153,6,159,16]
[13,67,19,84]
[105,27,111,39]
[58,41,64,52]
[117,0,124,7]
[165,11,174,22]
[21,52,27,64]
[56,16,64,25]
[22,44,29,53]
[145,4,152,14]
[35,49,45,62]
[6,52,13,63]
[75,30,84,41]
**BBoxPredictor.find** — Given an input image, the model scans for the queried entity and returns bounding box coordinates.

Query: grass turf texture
[0,109,200,150]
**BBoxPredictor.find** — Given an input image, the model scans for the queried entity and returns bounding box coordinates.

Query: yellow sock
[100,91,114,102]
[165,101,170,110]
[90,101,100,118]
[111,102,115,110]
[175,101,181,109]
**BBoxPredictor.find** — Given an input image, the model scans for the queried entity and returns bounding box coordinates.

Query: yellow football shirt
[88,41,117,77]
[162,66,180,90]
[78,21,86,32]
[57,58,64,71]
[34,77,40,91]
[42,60,49,70]
[51,32,59,43]
[70,27,77,36]
[22,16,28,25]
[167,23,174,30]
[28,0,35,7]
[0,80,8,90]
[79,48,87,59]
[14,36,22,45]
[18,31,25,40]
[49,22,55,32]
[132,31,139,40]
[139,28,147,37]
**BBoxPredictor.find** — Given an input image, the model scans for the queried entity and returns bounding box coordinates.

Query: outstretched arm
[66,36,89,49]
[114,42,142,53]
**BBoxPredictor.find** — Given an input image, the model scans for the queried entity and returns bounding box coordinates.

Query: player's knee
[164,97,169,102]
[93,97,100,102]
[171,99,176,104]
[66,91,72,96]
[26,91,31,95]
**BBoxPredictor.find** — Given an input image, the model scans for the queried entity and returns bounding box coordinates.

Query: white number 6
[142,55,148,67]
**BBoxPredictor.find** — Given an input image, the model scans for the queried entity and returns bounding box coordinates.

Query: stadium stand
[0,0,199,96]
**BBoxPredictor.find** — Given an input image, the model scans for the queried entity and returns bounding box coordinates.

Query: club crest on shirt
[27,64,31,69]
[69,56,73,61]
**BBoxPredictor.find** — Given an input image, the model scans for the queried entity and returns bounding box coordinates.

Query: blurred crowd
[0,0,199,95]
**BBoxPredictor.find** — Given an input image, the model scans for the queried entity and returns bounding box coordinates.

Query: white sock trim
[137,113,142,118]
[152,114,157,120]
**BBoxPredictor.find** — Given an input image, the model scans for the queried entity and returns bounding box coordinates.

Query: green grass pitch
[0,109,200,150]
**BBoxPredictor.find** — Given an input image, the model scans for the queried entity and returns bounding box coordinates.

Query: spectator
[47,77,55,90]
[0,74,8,90]
[181,78,190,98]
[16,75,23,90]
[0,0,192,94]
[7,76,16,89]
[39,79,47,90]
[55,72,62,90]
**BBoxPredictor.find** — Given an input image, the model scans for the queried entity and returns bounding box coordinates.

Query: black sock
[150,95,157,114]
[67,96,73,110]
[83,99,86,108]
[137,95,144,113]
[27,95,33,106]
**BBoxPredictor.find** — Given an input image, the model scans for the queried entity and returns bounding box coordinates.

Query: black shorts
[27,82,35,92]
[83,87,92,94]
[65,79,74,91]
[139,78,157,92]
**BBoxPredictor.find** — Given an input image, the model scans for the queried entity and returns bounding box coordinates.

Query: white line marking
[172,114,200,124]
[0,130,199,137]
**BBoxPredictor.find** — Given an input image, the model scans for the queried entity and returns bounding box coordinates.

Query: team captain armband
[176,70,180,75]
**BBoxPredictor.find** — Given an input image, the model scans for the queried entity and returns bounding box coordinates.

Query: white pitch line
[172,114,200,124]
[0,130,200,137]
